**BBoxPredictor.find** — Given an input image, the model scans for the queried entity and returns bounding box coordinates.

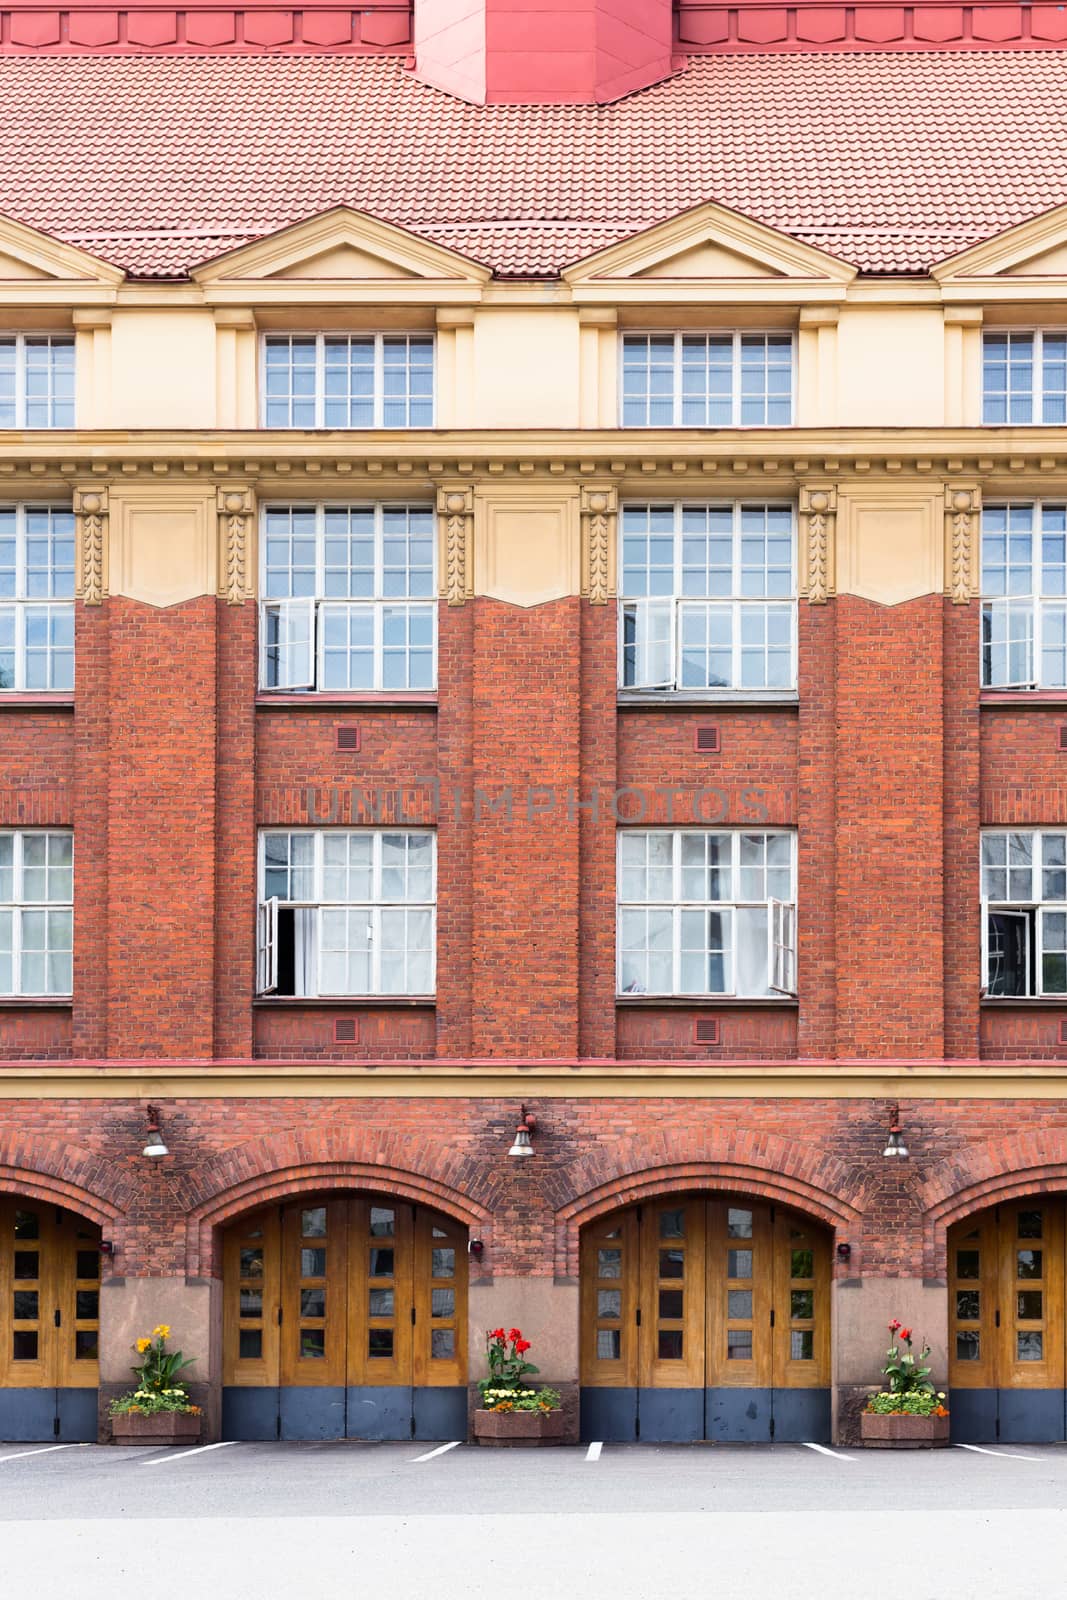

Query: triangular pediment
[193,208,492,287]
[933,205,1067,282]
[0,214,123,284]
[564,202,856,289]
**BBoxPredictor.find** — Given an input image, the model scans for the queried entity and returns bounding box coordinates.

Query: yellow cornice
[1,1061,1067,1099]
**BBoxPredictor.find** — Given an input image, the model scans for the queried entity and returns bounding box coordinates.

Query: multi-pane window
[981,503,1067,689]
[621,333,793,428]
[982,830,1067,996]
[262,334,434,428]
[257,829,435,997]
[617,830,796,997]
[983,333,1067,425]
[0,831,73,996]
[619,503,795,693]
[260,503,436,692]
[0,505,75,692]
[0,336,74,428]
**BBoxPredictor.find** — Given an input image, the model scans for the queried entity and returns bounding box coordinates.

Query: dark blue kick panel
[0,1387,98,1443]
[951,1388,1067,1445]
[222,1385,467,1442]
[579,1386,831,1444]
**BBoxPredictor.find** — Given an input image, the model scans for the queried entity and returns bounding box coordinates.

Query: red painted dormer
[414,0,676,104]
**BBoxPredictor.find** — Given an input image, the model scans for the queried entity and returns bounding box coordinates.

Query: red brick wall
[944,602,981,1057]
[834,595,945,1058]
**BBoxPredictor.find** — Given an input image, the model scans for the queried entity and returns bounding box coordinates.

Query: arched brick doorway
[220,1190,468,1442]
[579,1190,831,1443]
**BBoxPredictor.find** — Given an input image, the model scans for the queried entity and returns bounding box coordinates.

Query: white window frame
[0,334,76,429]
[619,330,796,429]
[617,501,797,694]
[258,502,438,693]
[982,330,1067,426]
[981,828,1067,997]
[0,503,76,693]
[0,828,73,997]
[980,502,1067,690]
[256,828,436,998]
[615,828,797,998]
[259,332,436,429]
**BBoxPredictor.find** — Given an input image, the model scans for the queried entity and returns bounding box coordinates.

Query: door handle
[54,1309,61,1328]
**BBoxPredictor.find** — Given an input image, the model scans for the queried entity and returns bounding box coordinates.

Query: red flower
[515,1339,531,1354]
[489,1328,506,1341]
[900,1327,912,1342]
[888,1319,901,1332]
[508,1328,523,1342]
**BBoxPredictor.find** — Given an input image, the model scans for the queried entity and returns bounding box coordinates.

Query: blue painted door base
[951,1388,1067,1444]
[222,1384,466,1442]
[578,1386,831,1443]
[0,1387,98,1443]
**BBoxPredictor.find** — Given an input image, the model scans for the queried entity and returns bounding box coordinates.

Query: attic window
[262,333,434,430]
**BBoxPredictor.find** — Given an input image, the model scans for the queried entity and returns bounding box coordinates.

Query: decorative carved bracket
[74,486,108,606]
[944,485,981,604]
[799,484,837,604]
[437,486,474,606]
[216,485,255,605]
[580,484,617,605]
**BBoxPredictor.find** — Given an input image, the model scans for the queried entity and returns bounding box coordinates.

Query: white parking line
[0,1443,87,1465]
[141,1440,238,1467]
[956,1443,1039,1461]
[586,1440,603,1461]
[802,1441,854,1461]
[409,1440,462,1463]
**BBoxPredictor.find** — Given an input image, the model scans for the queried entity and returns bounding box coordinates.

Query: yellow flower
[135,1338,151,1353]
[152,1325,171,1339]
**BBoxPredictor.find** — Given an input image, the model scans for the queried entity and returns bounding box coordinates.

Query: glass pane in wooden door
[280,1199,347,1387]
[56,1210,101,1388]
[640,1201,705,1389]
[413,1209,467,1387]
[998,1202,1064,1391]
[580,1209,638,1387]
[948,1211,998,1389]
[346,1199,413,1387]
[771,1210,830,1388]
[223,1206,281,1385]
[705,1201,771,1387]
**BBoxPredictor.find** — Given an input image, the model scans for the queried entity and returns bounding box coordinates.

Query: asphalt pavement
[1,1438,1064,1599]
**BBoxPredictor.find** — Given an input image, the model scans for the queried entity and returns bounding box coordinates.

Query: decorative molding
[217,485,255,605]
[944,485,982,604]
[73,485,108,606]
[799,484,837,604]
[580,484,617,604]
[437,486,474,606]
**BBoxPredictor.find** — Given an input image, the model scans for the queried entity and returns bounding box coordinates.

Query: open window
[769,899,797,996]
[982,830,1067,997]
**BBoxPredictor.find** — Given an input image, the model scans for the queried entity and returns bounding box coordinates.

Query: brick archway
[923,1132,1067,1275]
[180,1136,493,1275]
[0,1135,133,1240]
[554,1155,864,1278]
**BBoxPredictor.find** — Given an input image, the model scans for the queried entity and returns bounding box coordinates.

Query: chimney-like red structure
[414,0,675,104]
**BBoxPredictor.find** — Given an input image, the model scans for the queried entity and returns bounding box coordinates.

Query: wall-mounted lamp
[142,1106,169,1159]
[836,1242,852,1262]
[468,1238,485,1258]
[882,1104,909,1160]
[508,1107,536,1159]
[99,1240,115,1258]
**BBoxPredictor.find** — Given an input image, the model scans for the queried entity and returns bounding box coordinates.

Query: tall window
[262,334,434,428]
[0,831,73,997]
[983,333,1067,425]
[619,503,795,693]
[617,830,796,998]
[260,503,436,693]
[257,830,435,997]
[982,830,1067,997]
[0,505,75,692]
[0,336,74,428]
[981,503,1067,689]
[621,333,793,428]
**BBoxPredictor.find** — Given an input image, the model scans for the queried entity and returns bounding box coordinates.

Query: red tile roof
[2,51,1067,279]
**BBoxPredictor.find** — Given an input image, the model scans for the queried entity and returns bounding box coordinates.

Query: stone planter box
[860,1411,950,1449]
[111,1410,202,1448]
[473,1408,564,1447]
